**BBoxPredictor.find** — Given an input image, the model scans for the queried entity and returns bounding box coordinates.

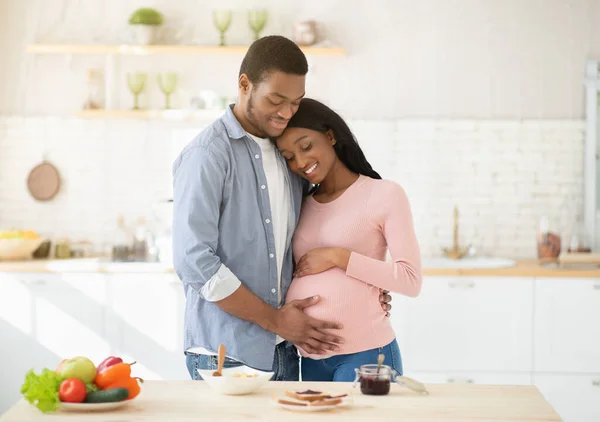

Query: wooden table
[0,381,562,421]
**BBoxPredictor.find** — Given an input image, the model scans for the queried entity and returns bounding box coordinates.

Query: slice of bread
[275,398,308,406]
[309,397,343,407]
[285,390,330,402]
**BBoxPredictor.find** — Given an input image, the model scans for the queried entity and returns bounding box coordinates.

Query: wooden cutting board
[559,252,600,265]
[26,161,61,201]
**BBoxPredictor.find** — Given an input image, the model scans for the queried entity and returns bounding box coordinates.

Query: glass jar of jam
[353,364,393,395]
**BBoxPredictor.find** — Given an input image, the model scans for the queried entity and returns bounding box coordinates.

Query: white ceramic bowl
[198,365,274,395]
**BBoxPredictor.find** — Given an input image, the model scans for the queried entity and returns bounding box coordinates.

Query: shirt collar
[221,104,247,140]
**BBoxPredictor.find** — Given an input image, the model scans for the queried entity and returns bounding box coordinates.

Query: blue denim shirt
[172,105,304,371]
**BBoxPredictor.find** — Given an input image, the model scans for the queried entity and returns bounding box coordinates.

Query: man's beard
[246,91,265,137]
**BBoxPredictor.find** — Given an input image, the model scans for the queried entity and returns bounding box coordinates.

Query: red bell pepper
[96,356,123,374]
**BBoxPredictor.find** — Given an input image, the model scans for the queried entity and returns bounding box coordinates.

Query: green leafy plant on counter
[20,369,64,413]
[19,368,98,413]
[128,8,164,25]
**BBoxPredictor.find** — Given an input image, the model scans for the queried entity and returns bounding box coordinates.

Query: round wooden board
[27,161,61,201]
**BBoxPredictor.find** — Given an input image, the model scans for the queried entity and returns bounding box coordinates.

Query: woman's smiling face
[276,127,337,184]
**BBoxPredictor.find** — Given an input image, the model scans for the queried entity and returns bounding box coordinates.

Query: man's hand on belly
[273,295,344,355]
[379,289,392,317]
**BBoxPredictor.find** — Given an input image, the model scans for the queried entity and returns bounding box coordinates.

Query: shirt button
[271,288,276,294]
[261,185,266,189]
[269,253,274,258]
[255,154,260,159]
[265,219,271,224]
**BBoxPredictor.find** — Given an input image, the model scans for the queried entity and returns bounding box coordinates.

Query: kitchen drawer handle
[592,380,600,387]
[448,281,475,289]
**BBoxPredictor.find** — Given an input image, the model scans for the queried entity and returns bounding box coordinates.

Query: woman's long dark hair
[284,98,381,181]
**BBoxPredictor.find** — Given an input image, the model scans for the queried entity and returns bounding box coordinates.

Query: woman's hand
[293,247,351,278]
[293,248,393,316]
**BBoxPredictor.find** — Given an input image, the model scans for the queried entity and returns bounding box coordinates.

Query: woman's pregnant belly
[285,268,393,358]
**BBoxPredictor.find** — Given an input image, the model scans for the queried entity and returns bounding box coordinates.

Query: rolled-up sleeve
[172,145,241,300]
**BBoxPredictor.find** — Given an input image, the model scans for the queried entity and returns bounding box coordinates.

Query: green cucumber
[84,388,129,403]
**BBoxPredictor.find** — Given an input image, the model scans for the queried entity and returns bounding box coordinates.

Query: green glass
[248,9,268,41]
[157,72,177,109]
[212,9,232,46]
[127,72,147,110]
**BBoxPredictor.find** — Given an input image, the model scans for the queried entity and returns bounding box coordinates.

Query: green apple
[58,356,97,384]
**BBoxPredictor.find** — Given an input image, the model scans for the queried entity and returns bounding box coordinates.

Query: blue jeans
[185,342,300,381]
[301,339,403,382]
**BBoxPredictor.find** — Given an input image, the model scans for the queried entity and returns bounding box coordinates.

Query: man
[172,35,392,381]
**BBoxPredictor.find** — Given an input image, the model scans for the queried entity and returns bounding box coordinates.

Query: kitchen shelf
[28,43,346,118]
[26,44,347,56]
[74,109,226,121]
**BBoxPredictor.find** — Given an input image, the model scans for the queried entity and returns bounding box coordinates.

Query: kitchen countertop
[424,259,600,278]
[0,257,599,277]
[0,381,561,422]
[0,258,175,274]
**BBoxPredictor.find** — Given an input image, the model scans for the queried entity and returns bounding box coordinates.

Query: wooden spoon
[212,344,226,376]
[376,353,384,374]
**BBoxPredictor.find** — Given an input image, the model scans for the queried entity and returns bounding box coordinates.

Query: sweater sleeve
[345,182,423,297]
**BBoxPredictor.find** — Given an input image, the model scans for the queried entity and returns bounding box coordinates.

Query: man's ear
[327,129,336,146]
[239,74,252,93]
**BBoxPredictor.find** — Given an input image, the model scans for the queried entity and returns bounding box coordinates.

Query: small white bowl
[198,365,274,395]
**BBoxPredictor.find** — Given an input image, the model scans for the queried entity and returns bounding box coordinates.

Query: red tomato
[58,378,86,403]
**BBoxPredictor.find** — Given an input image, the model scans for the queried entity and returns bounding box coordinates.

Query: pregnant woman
[275,98,423,382]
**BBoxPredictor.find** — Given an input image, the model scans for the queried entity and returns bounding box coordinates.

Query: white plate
[59,400,131,412]
[270,395,352,413]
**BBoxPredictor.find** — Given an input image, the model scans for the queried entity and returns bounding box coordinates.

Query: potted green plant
[128,8,164,45]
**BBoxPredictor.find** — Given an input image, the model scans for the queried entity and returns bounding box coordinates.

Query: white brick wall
[0,116,584,259]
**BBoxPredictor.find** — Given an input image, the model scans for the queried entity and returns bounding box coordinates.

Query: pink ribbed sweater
[285,175,422,359]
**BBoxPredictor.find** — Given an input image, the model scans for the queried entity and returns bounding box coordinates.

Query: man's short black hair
[239,35,308,84]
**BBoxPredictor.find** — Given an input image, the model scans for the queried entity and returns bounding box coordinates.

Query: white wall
[0,115,584,259]
[0,0,592,258]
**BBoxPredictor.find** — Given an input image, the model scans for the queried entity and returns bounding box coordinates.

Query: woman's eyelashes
[281,142,312,162]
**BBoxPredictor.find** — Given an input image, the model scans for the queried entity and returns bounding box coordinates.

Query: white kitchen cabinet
[108,273,188,380]
[534,278,600,373]
[32,273,112,365]
[392,277,534,373]
[0,272,110,364]
[534,374,600,422]
[0,272,110,414]
[403,371,532,386]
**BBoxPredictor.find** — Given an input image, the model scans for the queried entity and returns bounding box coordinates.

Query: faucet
[443,206,470,259]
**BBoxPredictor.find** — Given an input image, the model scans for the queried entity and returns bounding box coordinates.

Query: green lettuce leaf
[20,368,64,413]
